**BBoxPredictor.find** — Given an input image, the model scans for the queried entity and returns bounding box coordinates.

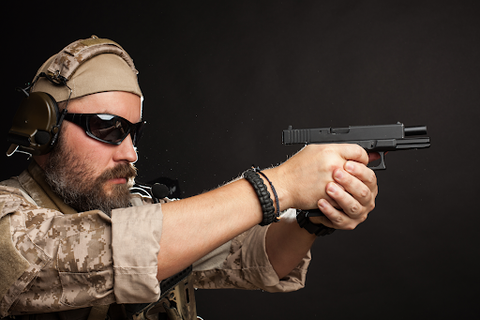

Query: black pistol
[282,122,430,170]
[283,122,430,218]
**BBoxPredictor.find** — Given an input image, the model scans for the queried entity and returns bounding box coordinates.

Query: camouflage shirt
[0,162,310,317]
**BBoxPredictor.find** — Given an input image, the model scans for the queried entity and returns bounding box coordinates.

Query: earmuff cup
[7,92,60,156]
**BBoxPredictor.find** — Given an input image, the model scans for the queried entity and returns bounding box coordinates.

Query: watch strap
[296,209,335,236]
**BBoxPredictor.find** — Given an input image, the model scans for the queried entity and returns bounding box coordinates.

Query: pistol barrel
[404,125,427,136]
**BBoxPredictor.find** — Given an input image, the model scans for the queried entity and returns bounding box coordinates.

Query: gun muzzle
[404,125,427,136]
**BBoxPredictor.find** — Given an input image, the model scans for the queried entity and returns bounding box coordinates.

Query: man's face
[41,91,143,215]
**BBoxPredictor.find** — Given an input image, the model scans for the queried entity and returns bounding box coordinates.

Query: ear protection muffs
[6,35,138,157]
[7,89,61,156]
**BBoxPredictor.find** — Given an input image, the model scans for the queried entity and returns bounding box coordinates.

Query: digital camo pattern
[193,225,309,293]
[193,231,260,290]
[0,186,115,317]
[1,168,309,318]
[46,36,138,82]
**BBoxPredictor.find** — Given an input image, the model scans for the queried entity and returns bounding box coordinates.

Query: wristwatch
[296,209,335,236]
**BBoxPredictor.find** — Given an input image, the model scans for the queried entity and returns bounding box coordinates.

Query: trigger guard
[367,151,386,170]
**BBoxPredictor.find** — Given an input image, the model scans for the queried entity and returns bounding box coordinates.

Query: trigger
[367,151,386,170]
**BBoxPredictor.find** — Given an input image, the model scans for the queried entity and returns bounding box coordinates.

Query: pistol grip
[367,151,386,170]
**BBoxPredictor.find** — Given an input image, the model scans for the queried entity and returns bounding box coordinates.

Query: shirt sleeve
[0,186,162,317]
[110,203,163,303]
[192,212,311,293]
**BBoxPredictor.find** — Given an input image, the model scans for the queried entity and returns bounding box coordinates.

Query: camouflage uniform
[0,162,310,318]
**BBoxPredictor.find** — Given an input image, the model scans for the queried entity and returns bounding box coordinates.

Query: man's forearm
[156,144,377,281]
[157,178,265,281]
[266,211,316,279]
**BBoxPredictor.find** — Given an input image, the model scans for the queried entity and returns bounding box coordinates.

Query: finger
[337,144,369,165]
[334,165,377,212]
[307,199,338,228]
[332,168,372,207]
[344,161,378,196]
[326,180,366,219]
[310,199,358,230]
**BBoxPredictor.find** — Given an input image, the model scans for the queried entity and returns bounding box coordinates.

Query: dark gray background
[2,1,479,319]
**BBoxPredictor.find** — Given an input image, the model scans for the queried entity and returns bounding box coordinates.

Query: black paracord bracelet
[254,167,280,218]
[243,169,280,226]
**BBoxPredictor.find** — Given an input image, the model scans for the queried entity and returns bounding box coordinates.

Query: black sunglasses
[63,113,146,146]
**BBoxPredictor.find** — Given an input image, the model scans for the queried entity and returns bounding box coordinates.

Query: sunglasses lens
[88,114,130,144]
[133,122,145,145]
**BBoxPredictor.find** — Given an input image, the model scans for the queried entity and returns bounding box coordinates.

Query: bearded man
[0,36,378,319]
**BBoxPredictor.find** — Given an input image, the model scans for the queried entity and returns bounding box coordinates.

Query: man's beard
[43,135,137,216]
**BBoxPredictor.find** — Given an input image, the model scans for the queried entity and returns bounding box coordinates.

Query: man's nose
[114,134,138,163]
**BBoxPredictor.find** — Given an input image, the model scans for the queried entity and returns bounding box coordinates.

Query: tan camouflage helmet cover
[31,35,142,102]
